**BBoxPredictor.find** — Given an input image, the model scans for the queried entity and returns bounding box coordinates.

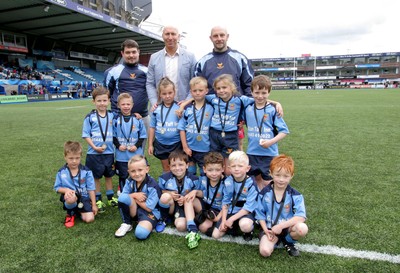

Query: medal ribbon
[254,103,268,136]
[120,115,134,144]
[230,176,248,214]
[67,164,82,195]
[193,103,206,134]
[205,177,222,210]
[271,185,287,226]
[161,103,173,128]
[96,111,109,143]
[218,98,231,132]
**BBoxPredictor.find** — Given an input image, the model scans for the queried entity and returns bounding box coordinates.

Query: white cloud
[143,0,400,59]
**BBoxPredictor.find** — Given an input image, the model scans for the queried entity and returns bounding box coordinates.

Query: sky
[141,0,399,60]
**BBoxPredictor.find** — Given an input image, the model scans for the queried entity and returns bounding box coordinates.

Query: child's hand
[132,192,147,202]
[128,145,138,152]
[219,220,227,232]
[259,139,273,148]
[92,203,98,216]
[225,218,234,229]
[64,190,76,201]
[177,196,185,206]
[148,146,154,156]
[133,113,142,120]
[265,229,275,241]
[183,146,192,157]
[119,145,127,151]
[151,103,158,112]
[94,146,105,153]
[171,192,181,201]
[184,191,196,202]
[275,102,284,117]
[175,108,183,118]
[271,225,283,235]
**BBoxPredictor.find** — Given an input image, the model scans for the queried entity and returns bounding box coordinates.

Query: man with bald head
[146,26,197,108]
[194,26,254,96]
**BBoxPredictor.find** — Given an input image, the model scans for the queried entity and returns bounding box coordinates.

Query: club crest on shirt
[229,103,235,110]
[243,187,247,193]
[132,125,136,130]
[285,204,291,213]
[205,112,210,119]
[80,178,85,184]
[148,213,155,220]
[216,63,224,69]
[227,148,233,154]
[130,73,136,79]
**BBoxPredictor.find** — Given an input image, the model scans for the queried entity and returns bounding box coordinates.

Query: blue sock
[285,233,297,244]
[188,165,197,175]
[135,225,150,240]
[187,220,198,233]
[106,189,114,200]
[95,192,102,202]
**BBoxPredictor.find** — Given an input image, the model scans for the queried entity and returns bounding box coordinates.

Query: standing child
[156,150,202,248]
[255,154,308,257]
[245,75,289,190]
[177,76,214,175]
[148,77,182,173]
[212,151,257,241]
[54,141,97,228]
[82,86,117,213]
[113,93,147,194]
[186,152,225,238]
[114,155,161,240]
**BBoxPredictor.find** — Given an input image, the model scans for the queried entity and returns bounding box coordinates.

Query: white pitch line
[160,227,400,264]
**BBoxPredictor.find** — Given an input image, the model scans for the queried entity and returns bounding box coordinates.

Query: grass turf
[0,89,399,272]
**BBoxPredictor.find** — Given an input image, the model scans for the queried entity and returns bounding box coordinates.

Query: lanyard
[230,176,247,214]
[96,111,109,142]
[205,177,222,209]
[193,103,206,134]
[254,103,268,135]
[120,115,133,143]
[218,97,231,132]
[161,103,173,127]
[134,175,148,192]
[175,176,184,194]
[67,164,82,194]
[271,185,287,226]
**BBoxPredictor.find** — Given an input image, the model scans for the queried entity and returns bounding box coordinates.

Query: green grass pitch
[0,88,399,272]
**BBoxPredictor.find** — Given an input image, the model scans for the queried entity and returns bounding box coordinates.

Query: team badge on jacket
[130,73,136,79]
[217,63,224,69]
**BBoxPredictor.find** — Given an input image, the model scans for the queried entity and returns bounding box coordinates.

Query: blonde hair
[228,150,249,165]
[117,92,134,104]
[64,141,82,156]
[190,76,208,89]
[213,74,239,96]
[128,155,148,167]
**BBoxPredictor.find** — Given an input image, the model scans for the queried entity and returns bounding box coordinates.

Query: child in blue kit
[177,76,214,175]
[54,141,97,228]
[185,152,225,238]
[255,154,308,257]
[245,75,289,190]
[212,151,257,241]
[114,155,161,240]
[148,77,182,173]
[178,74,283,175]
[113,93,147,193]
[156,151,202,247]
[82,86,117,213]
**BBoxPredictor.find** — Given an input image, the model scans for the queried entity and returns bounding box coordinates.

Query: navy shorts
[248,155,274,180]
[85,154,115,179]
[135,207,158,228]
[189,151,207,170]
[153,139,182,160]
[60,195,93,213]
[173,201,185,218]
[115,161,129,181]
[215,213,255,236]
[210,128,238,158]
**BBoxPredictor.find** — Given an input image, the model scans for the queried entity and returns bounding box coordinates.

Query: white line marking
[161,227,400,264]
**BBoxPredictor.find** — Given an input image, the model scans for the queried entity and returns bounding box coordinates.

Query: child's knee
[175,220,186,232]
[82,213,95,223]
[239,218,254,233]
[260,246,273,257]
[135,225,151,240]
[294,222,308,237]
[159,193,172,204]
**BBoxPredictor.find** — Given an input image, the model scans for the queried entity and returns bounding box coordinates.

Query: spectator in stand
[146,25,197,109]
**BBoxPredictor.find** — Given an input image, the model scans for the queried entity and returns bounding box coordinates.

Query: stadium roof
[0,0,164,55]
